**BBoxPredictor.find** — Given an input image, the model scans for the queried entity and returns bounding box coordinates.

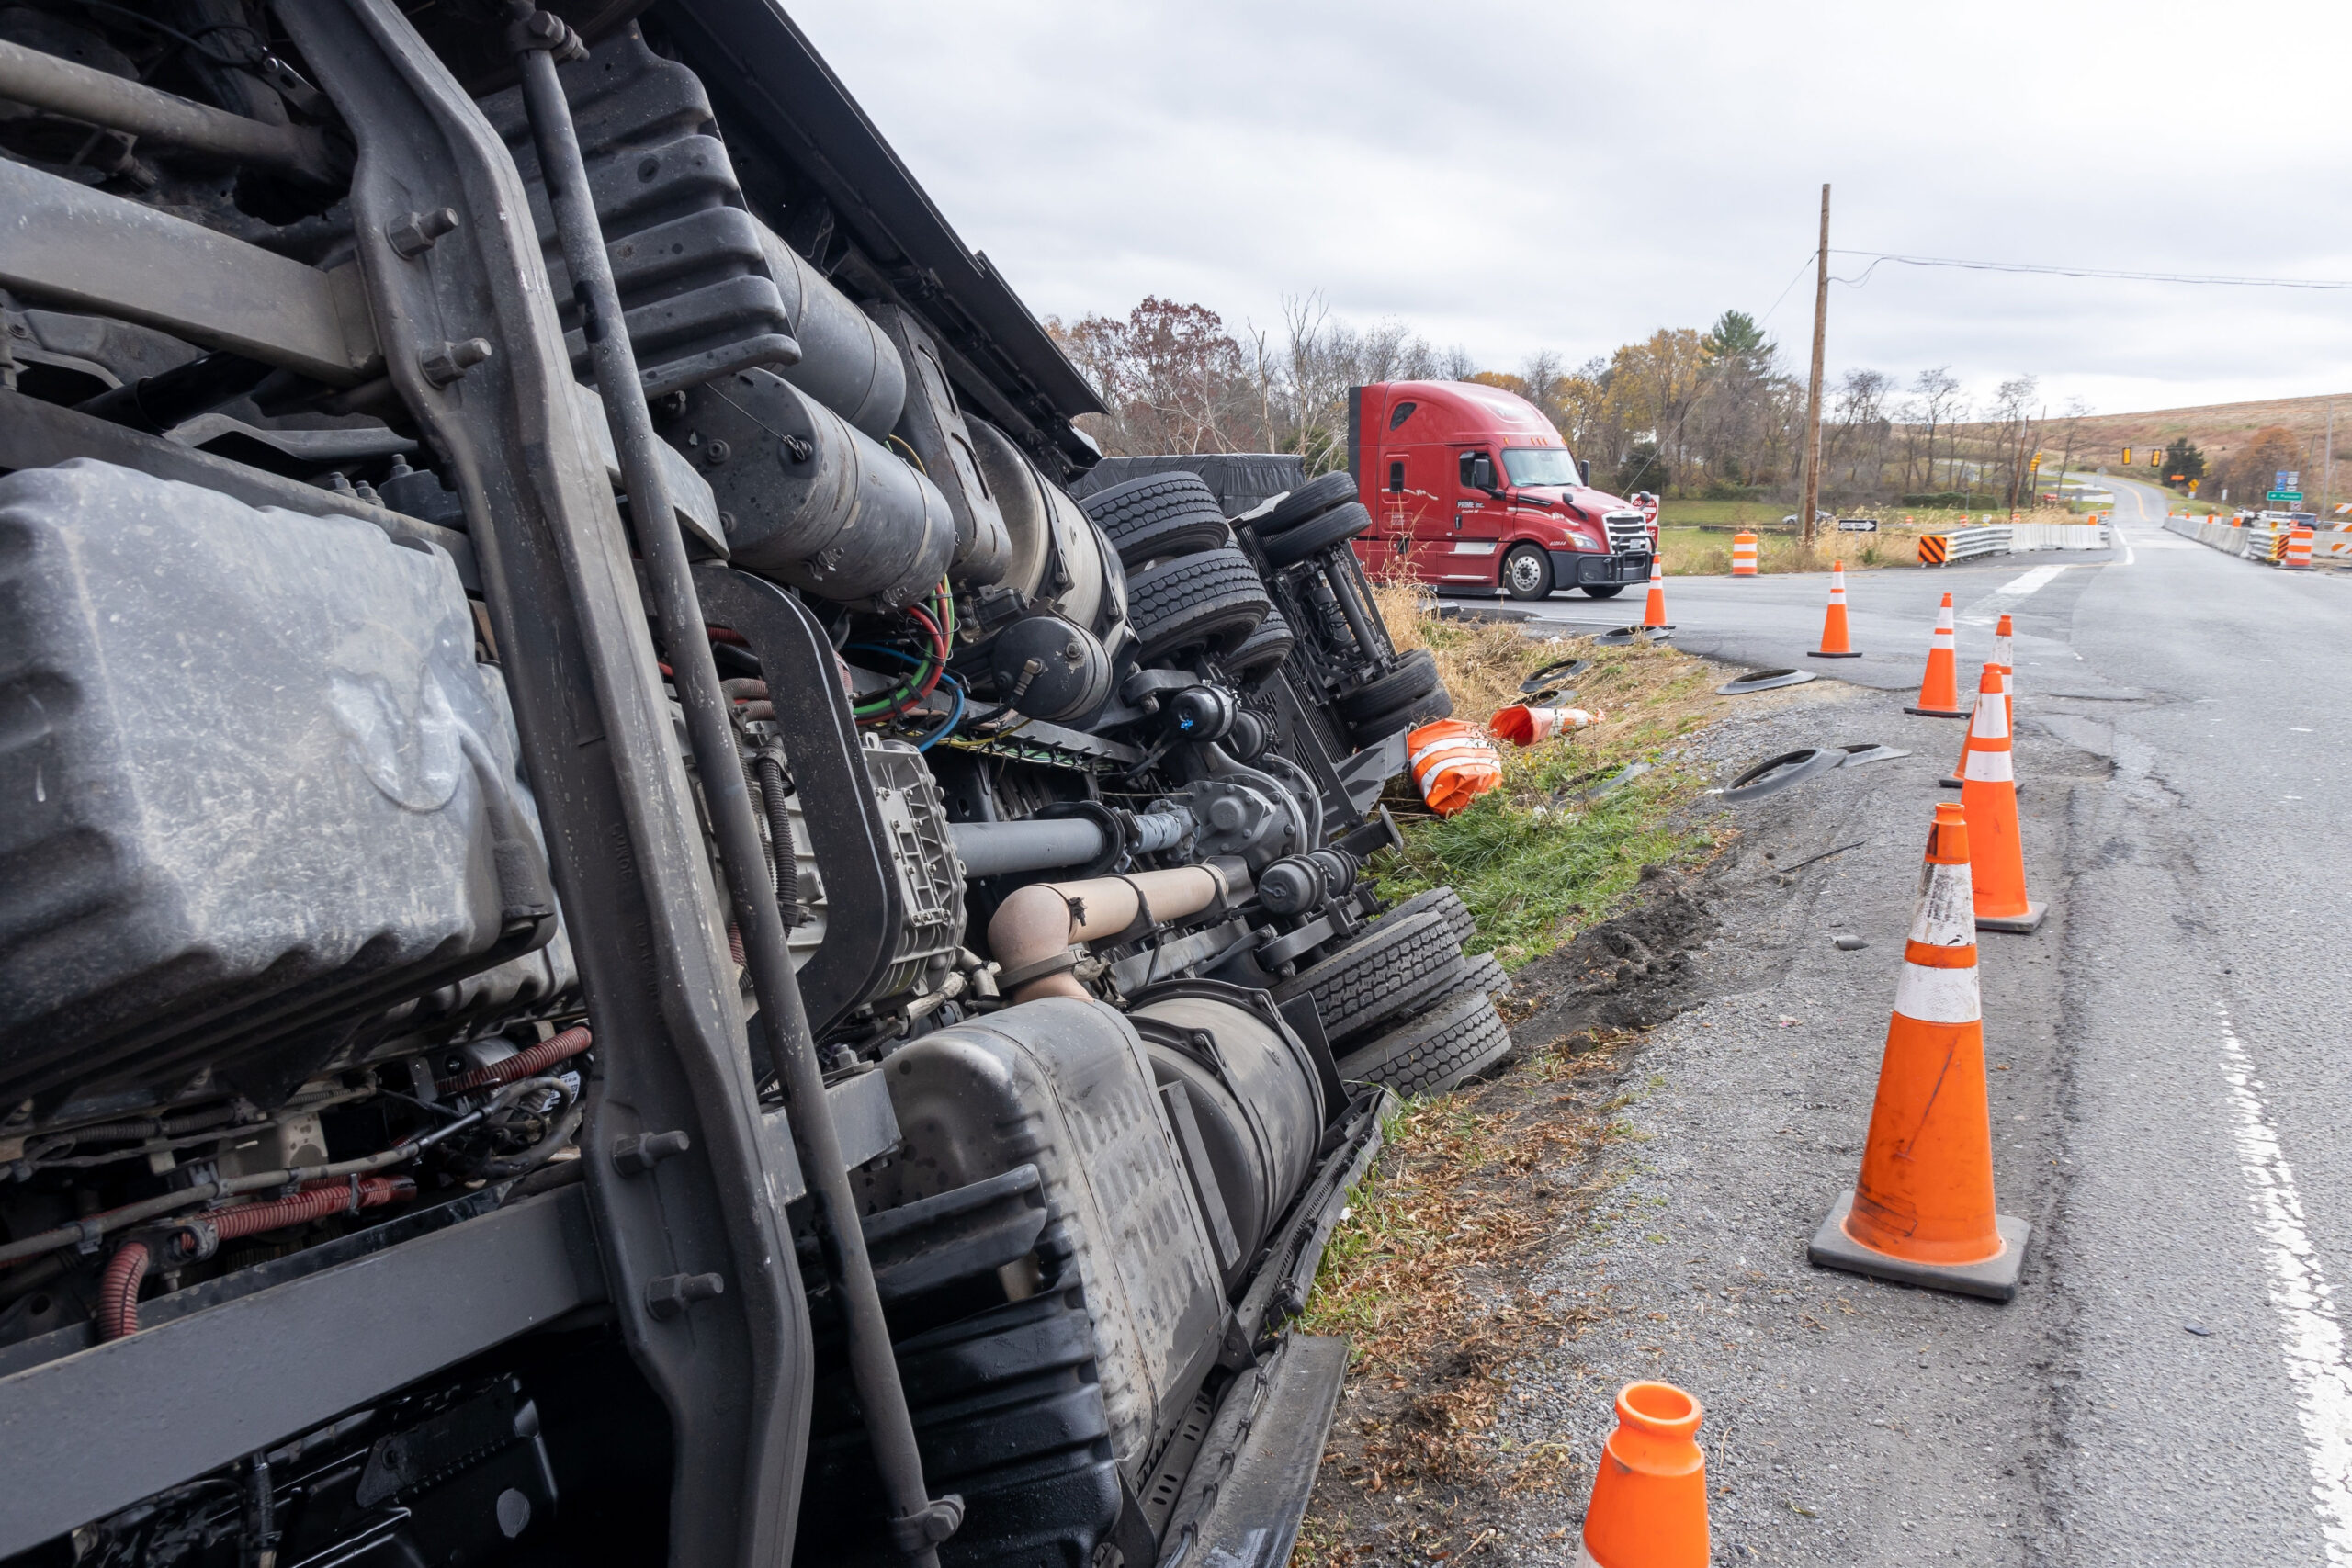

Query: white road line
[1961,564,2067,625]
[1996,564,2067,597]
[2218,1001,2352,1561]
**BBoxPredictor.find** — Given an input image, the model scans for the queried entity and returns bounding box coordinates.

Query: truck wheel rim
[1507,555,1544,592]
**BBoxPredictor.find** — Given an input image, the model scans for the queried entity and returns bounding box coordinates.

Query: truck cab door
[1355,451,1417,574]
[1438,446,1502,582]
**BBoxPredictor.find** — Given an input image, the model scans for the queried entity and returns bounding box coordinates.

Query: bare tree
[1910,367,1961,493]
[2050,396,2094,506]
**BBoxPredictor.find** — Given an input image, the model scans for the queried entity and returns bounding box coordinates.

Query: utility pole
[2325,398,2335,516]
[1800,184,1830,553]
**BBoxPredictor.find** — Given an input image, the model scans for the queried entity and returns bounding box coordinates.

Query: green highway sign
[2268,491,2302,502]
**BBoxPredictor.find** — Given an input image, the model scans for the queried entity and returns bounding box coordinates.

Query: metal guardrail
[1944,525,2009,561]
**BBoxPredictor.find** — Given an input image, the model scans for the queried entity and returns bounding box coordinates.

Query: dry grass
[1657,504,2095,576]
[1294,1044,1630,1561]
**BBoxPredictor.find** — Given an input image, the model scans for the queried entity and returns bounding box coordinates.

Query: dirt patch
[1499,863,1716,1052]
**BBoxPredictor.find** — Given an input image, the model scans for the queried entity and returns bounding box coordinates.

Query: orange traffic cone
[1810,560,1860,657]
[1809,802,2030,1300]
[1490,703,1603,746]
[1406,719,1500,816]
[1641,556,1671,630]
[1959,662,2044,933]
[1904,592,1969,717]
[1579,1382,1708,1568]
[1942,615,2014,789]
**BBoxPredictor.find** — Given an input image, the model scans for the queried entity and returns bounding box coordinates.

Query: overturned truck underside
[0,5,1511,1564]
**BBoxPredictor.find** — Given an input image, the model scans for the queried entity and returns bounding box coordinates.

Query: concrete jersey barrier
[2163,513,2347,568]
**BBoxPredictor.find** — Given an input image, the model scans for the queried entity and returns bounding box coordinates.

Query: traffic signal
[2122,447,2132,466]
[2150,449,2160,467]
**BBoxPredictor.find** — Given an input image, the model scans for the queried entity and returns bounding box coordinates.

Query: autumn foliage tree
[2216,425,2302,506]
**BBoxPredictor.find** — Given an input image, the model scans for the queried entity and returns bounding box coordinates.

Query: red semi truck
[1346,379,1657,600]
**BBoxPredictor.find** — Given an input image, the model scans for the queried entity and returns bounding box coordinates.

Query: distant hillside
[1964,392,2352,477]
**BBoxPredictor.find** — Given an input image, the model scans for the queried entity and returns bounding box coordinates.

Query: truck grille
[1602,512,1651,555]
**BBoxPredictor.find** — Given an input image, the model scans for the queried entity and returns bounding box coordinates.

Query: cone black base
[1807,1191,2031,1302]
[1811,649,1863,659]
[1904,705,1972,719]
[1975,901,2047,934]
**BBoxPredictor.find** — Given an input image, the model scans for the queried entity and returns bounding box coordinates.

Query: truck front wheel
[1581,583,1624,599]
[1500,545,1552,601]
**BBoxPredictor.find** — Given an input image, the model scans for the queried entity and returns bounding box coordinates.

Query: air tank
[670,368,953,611]
[752,221,906,440]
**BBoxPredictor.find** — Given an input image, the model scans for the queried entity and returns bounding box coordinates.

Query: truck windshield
[1502,448,1580,488]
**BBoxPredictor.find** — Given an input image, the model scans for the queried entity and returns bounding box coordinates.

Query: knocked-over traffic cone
[1959,663,2044,933]
[1579,1382,1708,1568]
[1943,615,2015,789]
[1406,719,1501,816]
[1808,802,2030,1300]
[1489,703,1603,746]
[1904,592,1969,717]
[1811,560,1860,657]
[1641,557,1671,629]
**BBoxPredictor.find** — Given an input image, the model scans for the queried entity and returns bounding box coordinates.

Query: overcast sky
[788,0,2352,418]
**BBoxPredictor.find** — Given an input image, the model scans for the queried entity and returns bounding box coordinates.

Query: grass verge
[1289,589,1746,1562]
[1366,580,1724,968]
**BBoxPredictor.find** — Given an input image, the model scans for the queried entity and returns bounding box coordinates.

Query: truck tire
[1581,582,1625,599]
[1501,544,1553,601]
[1362,885,1476,948]
[1348,682,1453,745]
[1224,606,1295,685]
[1334,990,1512,1098]
[1420,950,1508,1010]
[1253,471,1358,536]
[1259,501,1373,568]
[1080,473,1234,569]
[1126,546,1271,662]
[1272,909,1467,1044]
[1336,649,1441,722]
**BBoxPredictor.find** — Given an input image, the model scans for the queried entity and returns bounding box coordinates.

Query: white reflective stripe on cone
[1969,694,2010,739]
[1894,961,1983,1024]
[1910,861,1976,946]
[1962,746,2014,784]
[1410,736,1494,772]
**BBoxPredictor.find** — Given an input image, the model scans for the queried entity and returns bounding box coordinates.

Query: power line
[1827,250,2352,291]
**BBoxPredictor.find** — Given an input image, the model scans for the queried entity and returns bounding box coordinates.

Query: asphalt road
[1494,475,2352,1562]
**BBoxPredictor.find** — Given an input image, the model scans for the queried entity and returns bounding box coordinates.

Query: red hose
[97,1176,415,1340]
[207,1176,414,1244]
[97,1241,148,1342]
[435,1026,593,1096]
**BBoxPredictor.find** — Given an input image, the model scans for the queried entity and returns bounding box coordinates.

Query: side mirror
[1577,459,1592,485]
